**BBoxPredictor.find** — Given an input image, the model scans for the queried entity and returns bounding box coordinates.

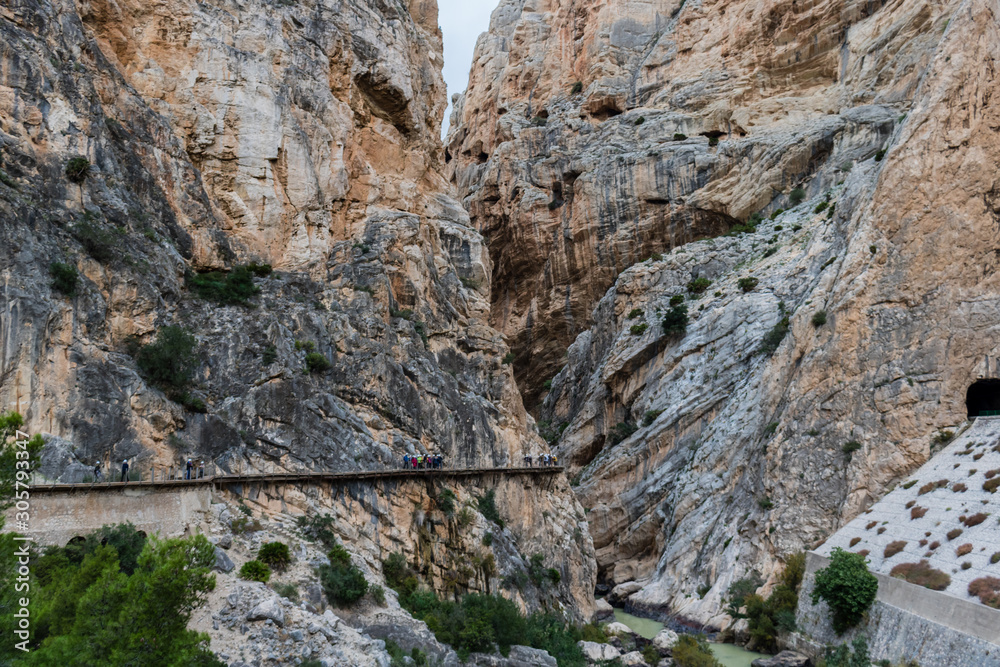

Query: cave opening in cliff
[966,379,1000,418]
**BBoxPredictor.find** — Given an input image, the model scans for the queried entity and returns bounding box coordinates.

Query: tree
[811,548,878,634]
[662,304,689,337]
[23,534,221,666]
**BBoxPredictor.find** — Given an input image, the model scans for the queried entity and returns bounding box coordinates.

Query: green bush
[814,201,829,214]
[738,277,759,292]
[502,352,515,365]
[258,542,291,570]
[630,323,648,336]
[50,261,79,296]
[570,81,583,94]
[662,304,689,337]
[643,409,664,426]
[760,317,789,355]
[273,582,300,602]
[687,277,712,294]
[842,441,862,460]
[874,148,887,162]
[482,533,494,547]
[789,188,807,205]
[812,310,828,327]
[135,326,198,390]
[669,294,684,306]
[296,513,337,549]
[811,548,878,634]
[530,116,548,127]
[65,156,91,183]
[305,352,331,373]
[262,344,277,365]
[245,262,272,277]
[770,208,785,221]
[73,218,120,263]
[320,544,368,606]
[239,560,271,583]
[437,489,457,516]
[724,555,803,652]
[580,623,607,643]
[187,266,261,305]
[477,489,505,528]
[608,421,638,446]
[370,584,386,606]
[672,634,722,667]
[628,308,644,319]
[642,644,660,665]
[674,133,688,141]
[822,637,870,667]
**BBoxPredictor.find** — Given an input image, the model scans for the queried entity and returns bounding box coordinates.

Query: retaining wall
[796,551,1000,666]
[5,484,213,545]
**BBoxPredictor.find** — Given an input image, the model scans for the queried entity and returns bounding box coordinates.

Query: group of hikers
[91,458,205,483]
[523,453,558,467]
[402,454,445,469]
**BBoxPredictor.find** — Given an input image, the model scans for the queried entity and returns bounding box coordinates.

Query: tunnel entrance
[967,379,1000,418]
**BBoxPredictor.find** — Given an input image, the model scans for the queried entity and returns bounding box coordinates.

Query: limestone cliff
[0,0,594,618]
[448,0,993,627]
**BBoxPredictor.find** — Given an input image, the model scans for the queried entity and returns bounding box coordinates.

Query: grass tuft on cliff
[186,265,262,305]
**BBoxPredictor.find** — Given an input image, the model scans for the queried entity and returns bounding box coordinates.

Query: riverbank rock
[751,651,811,667]
[579,641,621,662]
[592,598,615,622]
[604,622,634,636]
[471,645,558,666]
[652,629,679,651]
[620,651,648,666]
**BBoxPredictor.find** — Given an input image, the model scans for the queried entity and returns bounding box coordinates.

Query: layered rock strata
[0,0,594,617]
[450,0,998,627]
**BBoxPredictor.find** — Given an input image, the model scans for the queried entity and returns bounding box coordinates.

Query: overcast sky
[438,0,497,137]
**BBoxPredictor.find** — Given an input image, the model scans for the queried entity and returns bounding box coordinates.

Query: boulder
[605,622,633,636]
[470,645,558,666]
[213,547,235,573]
[592,598,615,622]
[246,597,285,626]
[610,581,643,603]
[578,641,621,662]
[751,651,811,667]
[213,534,233,549]
[620,651,647,666]
[652,628,679,651]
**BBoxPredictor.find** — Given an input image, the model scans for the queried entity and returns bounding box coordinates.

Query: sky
[438,0,497,137]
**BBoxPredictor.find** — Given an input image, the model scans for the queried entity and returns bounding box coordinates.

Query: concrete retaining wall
[6,485,213,545]
[797,551,1000,666]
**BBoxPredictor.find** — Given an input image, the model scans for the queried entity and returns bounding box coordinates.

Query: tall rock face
[446,0,950,408]
[0,0,594,617]
[449,0,991,626]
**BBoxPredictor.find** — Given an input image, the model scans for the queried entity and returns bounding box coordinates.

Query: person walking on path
[185,458,193,480]
[404,454,410,469]
[120,458,129,483]
[93,462,102,482]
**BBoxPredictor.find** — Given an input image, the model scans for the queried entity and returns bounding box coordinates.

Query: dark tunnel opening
[966,379,1000,418]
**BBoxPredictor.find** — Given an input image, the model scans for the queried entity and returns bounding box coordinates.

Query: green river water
[611,608,769,667]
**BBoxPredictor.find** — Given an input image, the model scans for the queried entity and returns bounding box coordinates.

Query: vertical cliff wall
[0,0,594,617]
[448,0,998,626]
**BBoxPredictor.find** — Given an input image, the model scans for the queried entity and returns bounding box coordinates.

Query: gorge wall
[0,0,594,618]
[447,0,1000,627]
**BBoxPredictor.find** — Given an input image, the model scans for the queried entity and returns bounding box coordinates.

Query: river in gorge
[611,608,770,667]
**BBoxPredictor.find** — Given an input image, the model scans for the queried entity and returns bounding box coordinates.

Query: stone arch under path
[966,378,1000,418]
